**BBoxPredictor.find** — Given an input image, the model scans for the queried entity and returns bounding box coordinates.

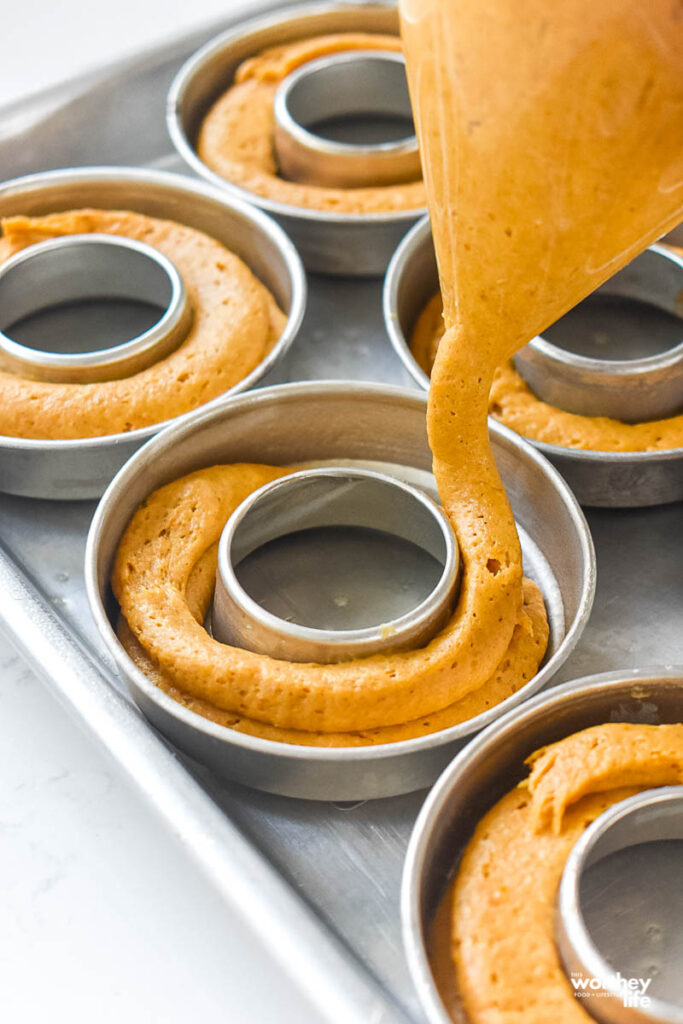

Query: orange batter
[0,210,285,439]
[112,464,548,741]
[198,33,427,214]
[437,724,683,1024]
[410,288,683,453]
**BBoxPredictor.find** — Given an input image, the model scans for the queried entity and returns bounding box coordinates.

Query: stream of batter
[399,0,682,613]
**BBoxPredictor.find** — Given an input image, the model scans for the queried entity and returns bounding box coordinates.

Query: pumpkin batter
[410,288,683,453]
[197,33,427,214]
[112,464,548,738]
[434,723,683,1024]
[0,210,285,439]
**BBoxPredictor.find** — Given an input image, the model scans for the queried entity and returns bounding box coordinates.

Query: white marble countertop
[0,3,320,1021]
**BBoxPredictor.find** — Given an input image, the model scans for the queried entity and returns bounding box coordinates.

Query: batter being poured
[112,0,680,745]
[397,0,682,720]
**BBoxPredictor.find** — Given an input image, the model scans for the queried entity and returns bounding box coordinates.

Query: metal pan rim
[84,379,595,766]
[0,165,307,454]
[166,1,427,227]
[401,665,683,1024]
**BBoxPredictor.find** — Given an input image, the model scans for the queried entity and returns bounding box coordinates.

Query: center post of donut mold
[273,50,421,189]
[515,246,683,423]
[557,786,683,1024]
[0,233,192,383]
[212,467,460,664]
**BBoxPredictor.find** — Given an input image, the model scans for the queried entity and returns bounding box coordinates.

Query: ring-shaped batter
[0,210,285,440]
[411,289,683,453]
[112,463,548,736]
[197,33,427,214]
[437,723,683,1023]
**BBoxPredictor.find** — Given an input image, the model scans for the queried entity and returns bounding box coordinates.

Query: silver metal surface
[167,3,426,275]
[273,51,419,188]
[382,213,433,391]
[0,542,410,1024]
[402,669,683,1024]
[0,166,306,500]
[557,787,683,1024]
[383,216,683,507]
[0,7,680,1022]
[514,247,683,423]
[213,466,459,662]
[0,233,192,382]
[85,381,594,801]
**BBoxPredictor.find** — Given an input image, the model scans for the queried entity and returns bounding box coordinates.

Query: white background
[0,2,321,1022]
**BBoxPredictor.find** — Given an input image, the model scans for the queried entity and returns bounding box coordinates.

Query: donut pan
[85,382,594,801]
[1,6,682,1021]
[0,166,306,500]
[403,668,683,1024]
[384,216,683,508]
[168,2,426,275]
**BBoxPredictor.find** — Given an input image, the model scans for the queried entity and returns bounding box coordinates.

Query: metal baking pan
[85,381,594,801]
[0,3,682,1020]
[384,216,683,509]
[402,667,683,1024]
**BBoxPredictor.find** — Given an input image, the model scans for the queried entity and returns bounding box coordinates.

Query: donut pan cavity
[85,382,595,801]
[384,216,683,508]
[402,668,683,1024]
[168,2,426,276]
[0,167,306,500]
